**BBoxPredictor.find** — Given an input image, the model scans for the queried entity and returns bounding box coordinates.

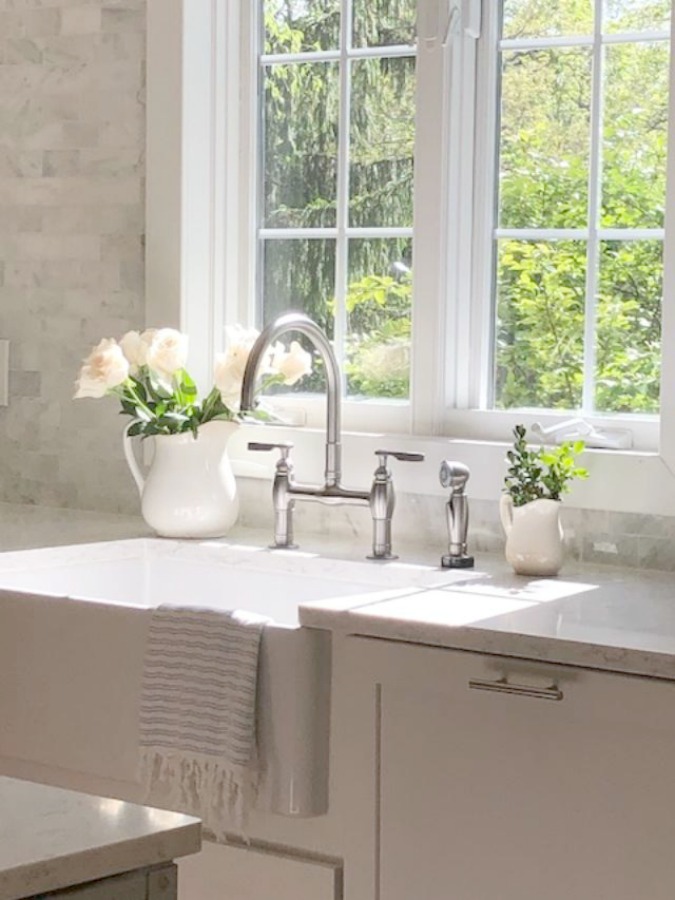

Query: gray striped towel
[138,605,268,837]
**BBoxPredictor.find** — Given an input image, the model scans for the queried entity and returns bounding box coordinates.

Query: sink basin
[0,538,466,822]
[0,538,386,624]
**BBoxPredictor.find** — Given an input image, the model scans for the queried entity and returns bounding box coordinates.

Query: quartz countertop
[2,501,675,680]
[299,559,675,679]
[0,776,200,899]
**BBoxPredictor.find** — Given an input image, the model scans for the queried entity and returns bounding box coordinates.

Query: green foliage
[495,2,668,414]
[343,269,412,398]
[117,371,238,439]
[504,424,589,506]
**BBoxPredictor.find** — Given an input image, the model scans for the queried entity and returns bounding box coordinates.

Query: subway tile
[0,0,146,515]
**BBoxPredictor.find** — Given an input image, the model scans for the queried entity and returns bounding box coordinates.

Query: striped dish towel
[138,605,268,837]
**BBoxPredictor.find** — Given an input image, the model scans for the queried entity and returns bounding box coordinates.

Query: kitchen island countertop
[0,776,200,899]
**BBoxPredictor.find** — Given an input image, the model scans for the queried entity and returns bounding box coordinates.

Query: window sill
[228,423,675,517]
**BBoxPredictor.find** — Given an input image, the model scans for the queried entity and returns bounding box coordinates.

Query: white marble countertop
[2,501,675,680]
[299,557,675,679]
[0,776,201,899]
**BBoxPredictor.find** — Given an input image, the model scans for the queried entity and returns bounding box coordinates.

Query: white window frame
[145,0,675,517]
[450,1,669,453]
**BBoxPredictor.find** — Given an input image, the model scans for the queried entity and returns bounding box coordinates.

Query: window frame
[145,0,675,516]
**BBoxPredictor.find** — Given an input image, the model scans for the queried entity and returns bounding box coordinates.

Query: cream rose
[74,338,130,399]
[119,328,156,374]
[146,328,188,380]
[213,326,262,407]
[271,340,313,385]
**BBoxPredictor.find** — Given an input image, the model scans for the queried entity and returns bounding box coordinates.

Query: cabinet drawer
[347,637,675,900]
[177,841,338,900]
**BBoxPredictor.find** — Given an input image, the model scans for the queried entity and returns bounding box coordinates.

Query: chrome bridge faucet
[240,312,424,559]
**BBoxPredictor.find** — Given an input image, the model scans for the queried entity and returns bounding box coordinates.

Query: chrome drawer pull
[469,677,563,702]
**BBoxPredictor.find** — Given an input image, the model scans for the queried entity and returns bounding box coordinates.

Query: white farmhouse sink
[0,538,463,822]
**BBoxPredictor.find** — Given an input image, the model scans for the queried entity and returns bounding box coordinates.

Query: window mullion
[411,0,445,434]
[333,0,353,387]
[581,0,605,413]
[412,0,477,434]
[470,0,500,411]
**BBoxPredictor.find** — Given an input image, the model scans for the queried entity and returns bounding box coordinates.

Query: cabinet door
[348,637,675,900]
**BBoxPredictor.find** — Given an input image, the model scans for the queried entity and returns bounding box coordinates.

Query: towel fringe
[139,746,257,839]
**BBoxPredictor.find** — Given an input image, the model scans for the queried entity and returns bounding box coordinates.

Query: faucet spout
[240,312,342,488]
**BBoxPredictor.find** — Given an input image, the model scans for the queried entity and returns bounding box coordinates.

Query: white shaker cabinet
[342,637,675,900]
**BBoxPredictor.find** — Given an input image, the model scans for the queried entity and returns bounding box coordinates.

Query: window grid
[495,4,670,416]
[257,2,417,384]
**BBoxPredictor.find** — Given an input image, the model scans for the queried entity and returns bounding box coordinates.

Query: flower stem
[114,381,154,420]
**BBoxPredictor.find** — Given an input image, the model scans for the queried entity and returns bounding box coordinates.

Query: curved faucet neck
[240,313,342,488]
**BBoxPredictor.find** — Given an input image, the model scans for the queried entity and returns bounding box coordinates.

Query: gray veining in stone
[0,0,146,515]
[0,776,200,900]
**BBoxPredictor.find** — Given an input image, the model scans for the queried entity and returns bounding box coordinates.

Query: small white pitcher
[123,420,240,539]
[499,494,564,577]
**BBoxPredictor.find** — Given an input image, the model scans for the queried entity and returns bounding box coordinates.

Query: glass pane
[602,42,669,228]
[498,49,591,229]
[261,239,334,397]
[263,62,339,228]
[494,241,586,410]
[352,0,416,48]
[350,57,415,228]
[502,0,593,40]
[264,0,340,54]
[595,240,662,413]
[346,238,412,399]
[262,238,335,330]
[604,0,671,33]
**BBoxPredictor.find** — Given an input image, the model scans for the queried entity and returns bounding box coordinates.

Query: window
[146,0,675,514]
[257,0,416,403]
[493,0,670,419]
[244,0,672,440]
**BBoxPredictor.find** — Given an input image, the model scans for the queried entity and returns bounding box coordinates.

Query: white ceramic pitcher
[499,494,564,577]
[123,419,240,538]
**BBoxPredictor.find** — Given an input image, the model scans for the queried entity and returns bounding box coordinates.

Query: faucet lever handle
[375,449,425,467]
[248,441,294,461]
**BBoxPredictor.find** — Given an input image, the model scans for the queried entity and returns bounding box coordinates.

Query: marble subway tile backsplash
[0,0,146,513]
[237,477,675,575]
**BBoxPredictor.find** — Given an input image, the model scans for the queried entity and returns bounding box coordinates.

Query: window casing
[145,0,675,515]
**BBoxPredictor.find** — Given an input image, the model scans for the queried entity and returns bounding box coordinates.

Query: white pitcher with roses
[74,325,312,538]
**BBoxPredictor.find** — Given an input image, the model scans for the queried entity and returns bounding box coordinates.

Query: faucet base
[366,552,398,561]
[441,554,475,569]
[269,542,299,551]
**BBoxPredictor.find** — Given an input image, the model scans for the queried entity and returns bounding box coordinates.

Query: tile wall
[237,478,675,573]
[0,0,145,512]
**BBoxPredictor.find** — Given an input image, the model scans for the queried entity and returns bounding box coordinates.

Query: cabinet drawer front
[347,638,675,900]
[177,841,338,900]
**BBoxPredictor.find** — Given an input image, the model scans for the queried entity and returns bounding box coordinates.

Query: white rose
[74,338,130,399]
[119,328,156,373]
[146,328,188,380]
[213,353,245,408]
[271,340,313,385]
[213,326,263,407]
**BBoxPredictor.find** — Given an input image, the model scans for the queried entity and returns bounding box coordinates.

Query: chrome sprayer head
[439,460,470,493]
